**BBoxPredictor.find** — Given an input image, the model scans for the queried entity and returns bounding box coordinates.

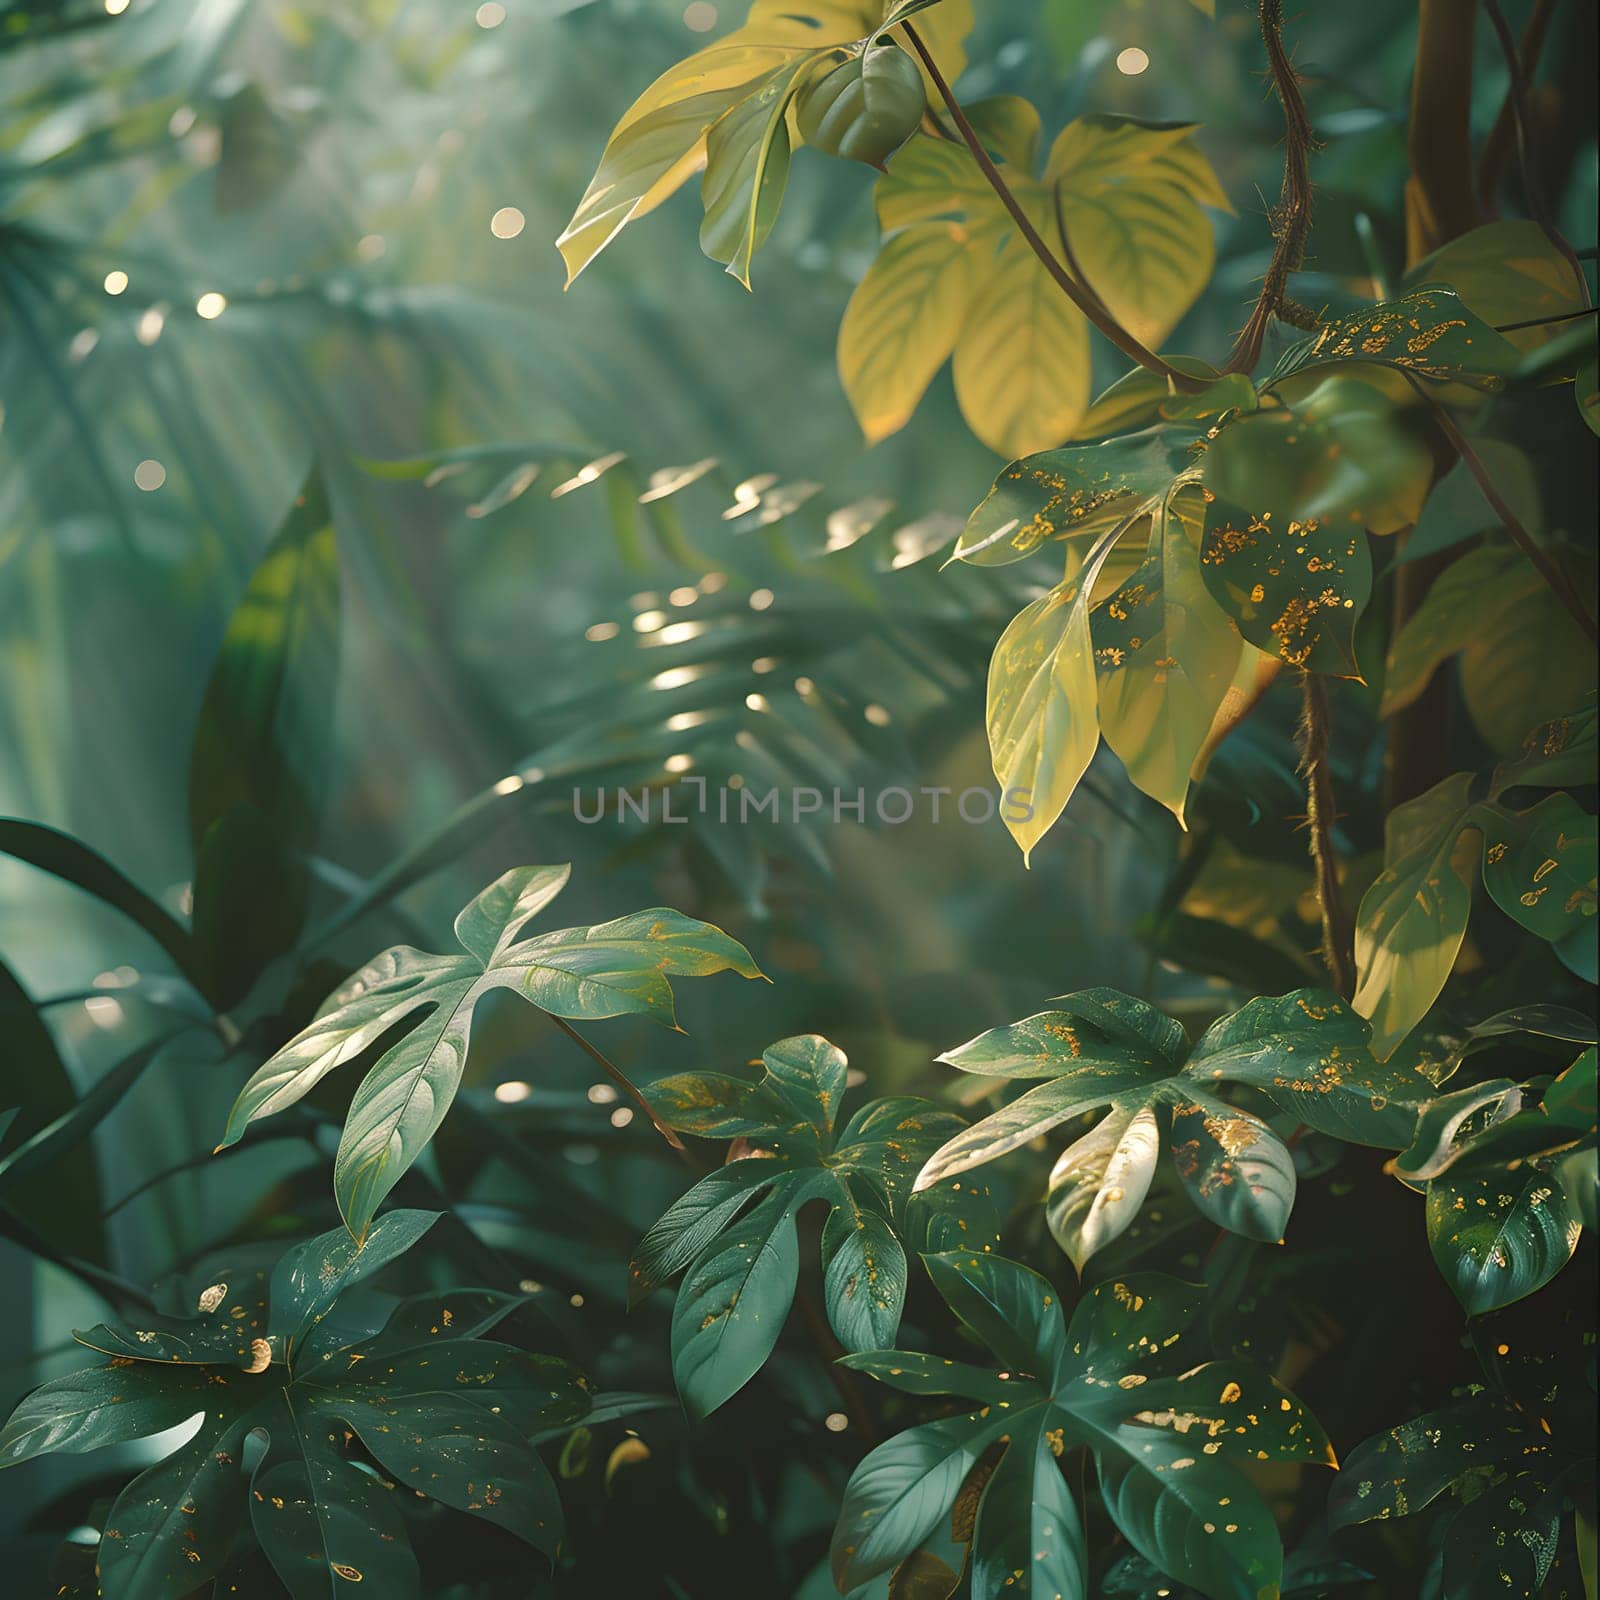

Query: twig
[1223,0,1317,373]
[1494,305,1597,333]
[1482,0,1590,304]
[1400,370,1599,644]
[545,1013,693,1162]
[1477,0,1556,211]
[899,21,1206,393]
[1296,672,1354,999]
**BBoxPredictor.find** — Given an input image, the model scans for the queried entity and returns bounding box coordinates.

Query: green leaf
[187,475,340,1006]
[985,526,1125,860]
[1332,1396,1563,1599]
[1200,378,1421,674]
[954,423,1203,568]
[699,57,816,285]
[1479,794,1597,980]
[97,1416,248,1600]
[0,1033,188,1204]
[834,1262,1316,1600]
[1093,1436,1282,1600]
[1440,1468,1561,1598]
[642,1049,986,1406]
[0,819,197,984]
[1398,438,1541,566]
[629,1156,791,1304]
[558,1,974,282]
[1405,221,1589,353]
[1426,1161,1581,1313]
[1167,1094,1297,1242]
[217,866,762,1240]
[1046,1103,1162,1271]
[1093,487,1243,820]
[1381,542,1537,719]
[1268,284,1519,388]
[0,1360,222,1466]
[953,207,1092,459]
[189,474,340,856]
[924,987,1392,1243]
[451,864,572,965]
[823,1202,909,1351]
[1351,773,1478,1061]
[1389,1079,1526,1185]
[1186,989,1425,1148]
[326,1394,566,1555]
[556,46,798,283]
[1456,547,1596,756]
[0,959,103,1260]
[798,39,924,167]
[270,1210,441,1359]
[831,1411,1012,1591]
[1,1225,594,1595]
[910,1067,1165,1191]
[968,1421,1087,1600]
[922,1249,1068,1377]
[669,1181,810,1418]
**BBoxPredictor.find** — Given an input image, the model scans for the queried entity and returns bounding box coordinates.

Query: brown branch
[899,21,1206,393]
[1477,0,1556,210]
[1400,369,1599,643]
[1481,0,1590,304]
[1404,0,1480,262]
[1223,0,1318,373]
[546,1013,693,1162]
[1296,672,1354,999]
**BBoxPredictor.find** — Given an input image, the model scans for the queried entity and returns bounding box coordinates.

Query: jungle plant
[1,0,1597,1597]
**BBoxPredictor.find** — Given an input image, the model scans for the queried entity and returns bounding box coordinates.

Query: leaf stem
[1481,0,1590,306]
[545,1013,692,1160]
[1477,0,1556,212]
[1223,0,1317,373]
[1400,370,1599,643]
[1296,672,1354,999]
[899,21,1206,393]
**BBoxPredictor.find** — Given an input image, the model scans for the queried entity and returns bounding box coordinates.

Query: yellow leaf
[986,528,1125,861]
[559,1,972,282]
[1049,116,1229,349]
[953,204,1091,457]
[839,223,981,442]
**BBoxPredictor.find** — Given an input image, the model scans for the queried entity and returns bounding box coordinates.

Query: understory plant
[1,0,1596,1598]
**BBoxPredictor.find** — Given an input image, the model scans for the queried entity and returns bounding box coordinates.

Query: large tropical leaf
[915,988,1427,1259]
[839,111,1227,456]
[637,1038,999,1415]
[217,865,762,1239]
[0,1214,597,1597]
[832,1254,1332,1600]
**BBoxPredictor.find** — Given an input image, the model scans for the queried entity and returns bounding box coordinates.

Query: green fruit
[798,41,925,169]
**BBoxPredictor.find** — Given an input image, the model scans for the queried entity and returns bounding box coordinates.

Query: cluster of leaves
[3,0,1597,1596]
[633,1033,1000,1416]
[215,862,763,1240]
[0,1211,612,1597]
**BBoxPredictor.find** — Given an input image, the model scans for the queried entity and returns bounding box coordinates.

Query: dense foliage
[0,1,1595,1598]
